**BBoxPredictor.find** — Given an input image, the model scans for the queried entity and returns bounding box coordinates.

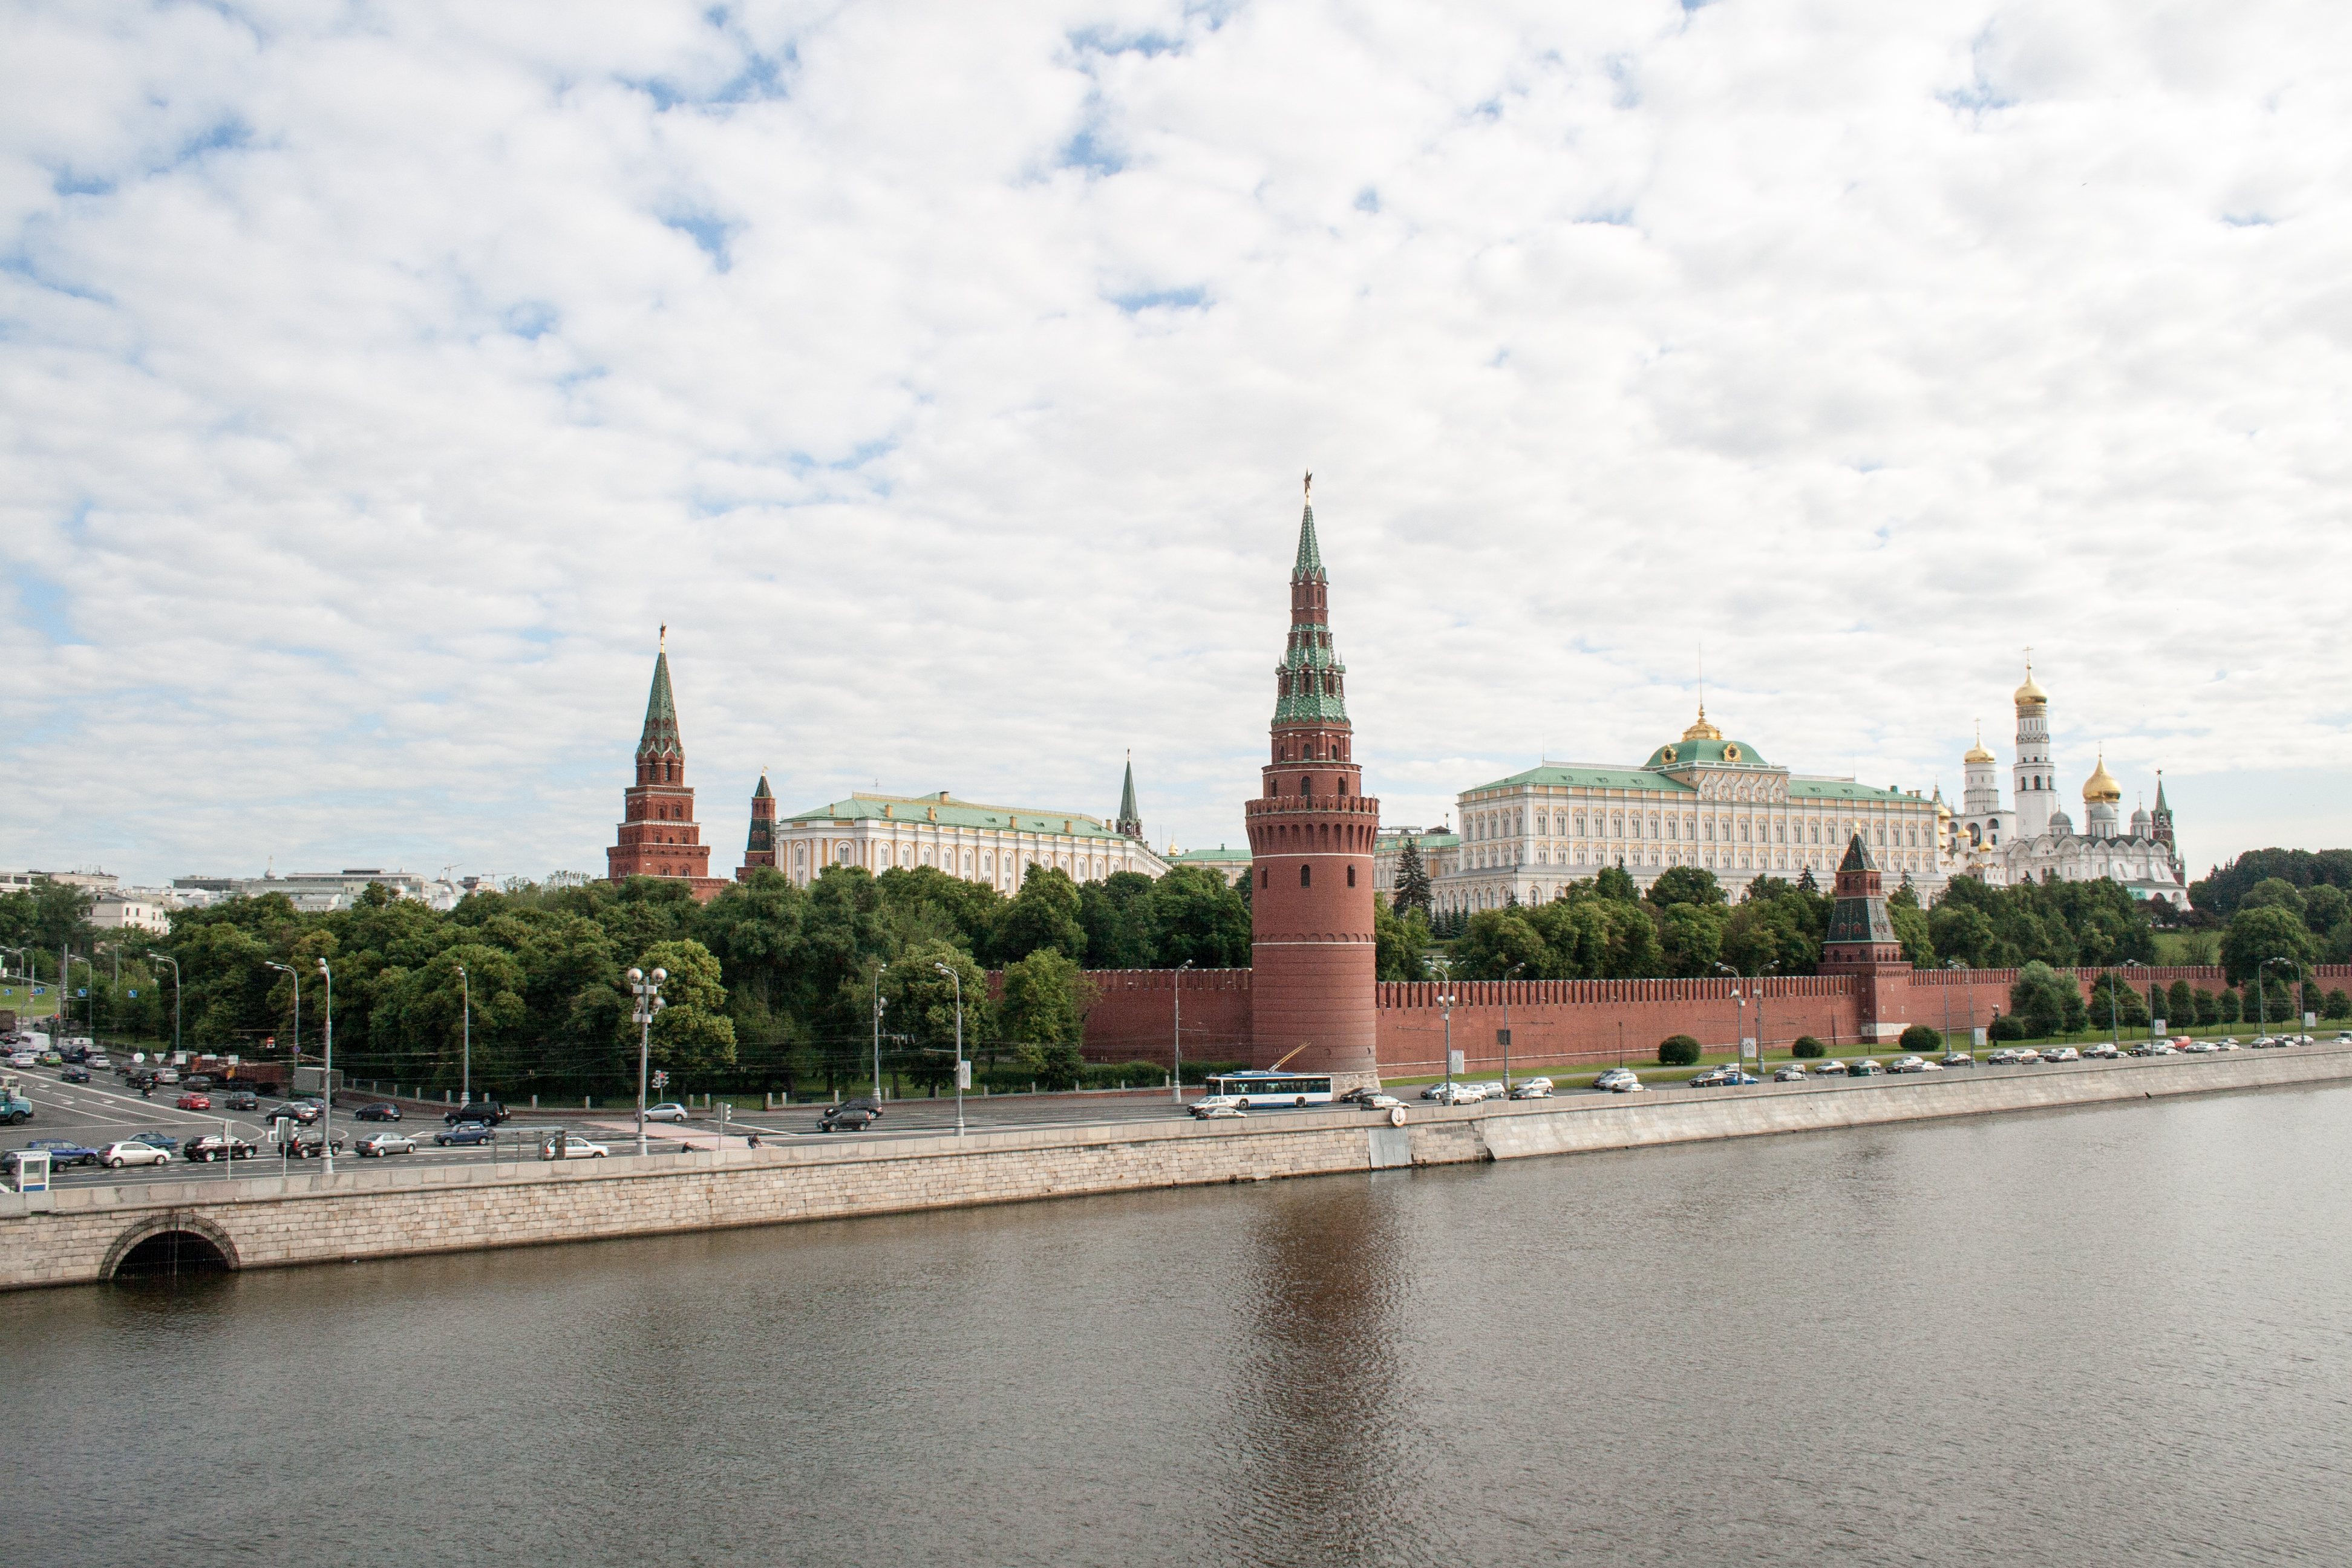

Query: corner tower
[607,629,728,902]
[1245,474,1380,1090]
[1820,833,1911,1042]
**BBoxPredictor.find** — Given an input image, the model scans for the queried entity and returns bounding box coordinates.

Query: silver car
[100,1140,172,1169]
[356,1132,418,1157]
[644,1102,691,1123]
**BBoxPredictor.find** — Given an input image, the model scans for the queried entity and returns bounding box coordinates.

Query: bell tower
[1245,474,1381,1091]
[607,629,728,902]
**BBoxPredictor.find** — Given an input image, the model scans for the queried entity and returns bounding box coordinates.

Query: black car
[221,1089,260,1111]
[60,1045,90,1064]
[267,1101,323,1125]
[60,1065,91,1085]
[445,1101,508,1125]
[181,1074,215,1091]
[280,1134,345,1159]
[817,1100,881,1132]
[186,1134,257,1162]
[354,1102,402,1122]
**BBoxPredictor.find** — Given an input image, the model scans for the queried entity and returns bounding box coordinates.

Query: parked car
[269,1100,323,1125]
[1419,1083,1455,1100]
[2042,1047,2082,1063]
[644,1102,691,1123]
[99,1140,172,1169]
[2131,1041,2177,1056]
[1888,1056,1932,1073]
[175,1092,213,1111]
[18,1138,99,1168]
[355,1132,418,1157]
[1850,1059,1885,1077]
[1809,1059,1849,1076]
[221,1089,259,1111]
[353,1102,402,1122]
[1688,1066,1754,1088]
[1772,1065,1810,1082]
[1593,1068,1643,1093]
[1357,1092,1403,1110]
[445,1101,509,1125]
[1465,1082,1507,1100]
[185,1134,257,1162]
[817,1102,881,1132]
[1427,1082,1486,1105]
[1938,1053,1978,1068]
[59,1065,91,1085]
[2210,1039,2244,1051]
[433,1122,497,1146]
[538,1133,609,1160]
[2080,1044,2120,1059]
[1508,1077,1555,1099]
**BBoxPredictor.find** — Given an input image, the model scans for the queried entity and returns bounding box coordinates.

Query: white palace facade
[772,789,1169,892]
[1429,707,1948,914]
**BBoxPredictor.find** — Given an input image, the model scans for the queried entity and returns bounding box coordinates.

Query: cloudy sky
[4,0,2346,890]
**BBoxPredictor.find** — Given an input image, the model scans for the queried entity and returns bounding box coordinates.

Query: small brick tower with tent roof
[1819,832,1912,1043]
[1244,474,1382,1092]
[738,770,777,881]
[1116,753,1143,840]
[606,628,730,903]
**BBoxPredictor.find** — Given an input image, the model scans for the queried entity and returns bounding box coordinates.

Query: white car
[1593,1068,1643,1093]
[5,1051,34,1069]
[1507,1077,1554,1099]
[1889,1056,1929,1073]
[540,1134,610,1160]
[1809,1059,1848,1076]
[1430,1082,1487,1105]
[1466,1082,1506,1100]
[1189,1096,1246,1119]
[2042,1047,2082,1063]
[644,1102,691,1123]
[1357,1092,1403,1111]
[355,1133,418,1157]
[100,1140,172,1169]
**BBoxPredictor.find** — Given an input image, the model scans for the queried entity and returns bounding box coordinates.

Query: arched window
[1261,865,1269,888]
[1300,864,1312,887]
[1347,865,1356,887]
[1299,777,1312,795]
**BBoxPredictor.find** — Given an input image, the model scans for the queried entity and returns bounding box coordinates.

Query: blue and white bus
[1205,1071,1334,1109]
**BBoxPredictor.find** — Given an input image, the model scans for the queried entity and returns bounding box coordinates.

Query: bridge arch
[102,1211,241,1280]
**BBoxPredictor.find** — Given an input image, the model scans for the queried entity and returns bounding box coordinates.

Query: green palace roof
[1644,736,1768,769]
[1376,831,1460,850]
[1463,761,1916,804]
[1172,844,1253,862]
[785,791,1130,839]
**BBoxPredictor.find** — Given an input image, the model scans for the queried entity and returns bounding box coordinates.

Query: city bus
[1204,1071,1334,1109]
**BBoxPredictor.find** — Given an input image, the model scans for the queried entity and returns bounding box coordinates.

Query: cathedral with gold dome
[1945,662,2188,907]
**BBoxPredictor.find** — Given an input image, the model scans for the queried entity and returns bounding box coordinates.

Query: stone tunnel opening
[113,1229,233,1280]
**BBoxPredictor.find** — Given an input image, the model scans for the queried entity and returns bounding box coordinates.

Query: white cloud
[2,0,2347,888]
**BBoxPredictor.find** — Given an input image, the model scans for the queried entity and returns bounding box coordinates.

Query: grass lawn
[2151,931,2222,965]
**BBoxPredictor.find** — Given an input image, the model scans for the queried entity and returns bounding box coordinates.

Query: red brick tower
[607,630,729,903]
[1819,833,1910,1043]
[1246,475,1382,1091]
[738,770,777,881]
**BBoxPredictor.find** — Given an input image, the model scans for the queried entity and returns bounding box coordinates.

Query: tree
[1455,909,1546,979]
[1794,865,1819,895]
[1077,871,1158,970]
[2086,972,2151,1030]
[2010,961,2083,1039]
[1656,903,1728,978]
[1393,839,1433,916]
[1647,865,1725,909]
[2220,904,2316,986]
[1374,901,1431,982]
[1147,866,1252,969]
[2167,979,2195,1030]
[990,866,1087,965]
[884,940,991,1092]
[998,949,1094,1088]
[1595,863,1639,903]
[1657,1034,1701,1067]
[2326,989,2351,1021]
[2216,988,2241,1025]
[2239,878,2308,918]
[630,939,737,1079]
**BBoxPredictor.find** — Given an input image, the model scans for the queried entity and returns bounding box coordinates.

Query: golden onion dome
[2014,665,2048,707]
[2082,753,2122,803]
[1964,742,1995,763]
[1682,704,1722,742]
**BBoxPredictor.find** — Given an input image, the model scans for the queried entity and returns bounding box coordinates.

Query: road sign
[956,1060,972,1089]
[1740,1037,1759,1061]
[1448,1050,1465,1074]
[76,988,87,998]
[1495,1028,1511,1047]
[2306,1012,2319,1029]
[128,988,137,998]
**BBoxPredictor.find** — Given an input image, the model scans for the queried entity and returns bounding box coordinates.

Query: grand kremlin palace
[1419,707,1948,914]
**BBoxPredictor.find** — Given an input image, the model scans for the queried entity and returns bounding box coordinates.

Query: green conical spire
[753,770,771,799]
[1294,471,1325,580]
[636,629,682,761]
[1116,752,1142,837]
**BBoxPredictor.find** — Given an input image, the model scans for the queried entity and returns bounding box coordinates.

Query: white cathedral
[1943,663,2189,908]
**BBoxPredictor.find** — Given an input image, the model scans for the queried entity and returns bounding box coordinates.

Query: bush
[1899,1024,1942,1054]
[1791,1036,1825,1059]
[1658,1034,1702,1067]
[2327,990,2351,1021]
[1987,1014,2028,1042]
[1080,1060,1168,1089]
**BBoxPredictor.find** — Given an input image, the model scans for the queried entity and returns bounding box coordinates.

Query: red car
[175,1091,212,1111]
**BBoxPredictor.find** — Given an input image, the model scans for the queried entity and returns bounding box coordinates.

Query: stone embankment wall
[1075,965,2352,1074]
[7,1050,2350,1292]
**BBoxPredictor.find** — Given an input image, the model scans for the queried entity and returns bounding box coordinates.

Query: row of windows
[783,840,1132,885]
[1466,814,1930,849]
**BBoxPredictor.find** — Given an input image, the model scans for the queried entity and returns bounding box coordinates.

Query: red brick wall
[1075,969,1254,1065]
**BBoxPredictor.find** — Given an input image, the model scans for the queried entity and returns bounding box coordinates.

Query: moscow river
[10,1083,2352,1567]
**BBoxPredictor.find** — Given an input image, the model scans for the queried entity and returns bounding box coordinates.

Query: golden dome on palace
[2082,754,2122,803]
[1681,705,1723,742]
[2014,667,2048,707]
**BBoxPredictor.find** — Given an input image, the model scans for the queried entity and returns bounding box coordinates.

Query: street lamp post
[933,961,966,1137]
[147,951,182,1058]
[1715,962,1745,1069]
[628,967,666,1157]
[1434,958,1457,1090]
[1171,959,1193,1103]
[2120,959,2146,1047]
[1501,962,1524,1094]
[1946,959,1973,1059]
[455,962,470,1104]
[313,957,335,1176]
[871,961,888,1101]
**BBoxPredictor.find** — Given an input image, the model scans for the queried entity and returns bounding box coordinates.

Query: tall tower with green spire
[607,627,725,900]
[1245,472,1382,1090]
[1116,753,1142,840]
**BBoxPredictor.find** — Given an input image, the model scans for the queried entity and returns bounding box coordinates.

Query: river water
[10,1084,2352,1566]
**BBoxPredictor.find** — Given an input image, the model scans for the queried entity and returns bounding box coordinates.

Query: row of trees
[0,862,1255,1100]
[2189,848,2352,917]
